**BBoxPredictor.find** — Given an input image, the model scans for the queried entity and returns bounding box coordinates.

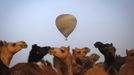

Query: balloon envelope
[56,14,77,40]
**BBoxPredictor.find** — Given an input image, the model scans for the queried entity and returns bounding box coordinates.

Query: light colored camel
[49,46,73,75]
[0,40,27,66]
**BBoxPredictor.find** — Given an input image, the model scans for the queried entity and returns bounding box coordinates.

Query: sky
[0,0,134,67]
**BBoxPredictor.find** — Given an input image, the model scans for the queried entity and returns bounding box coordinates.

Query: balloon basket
[65,38,68,41]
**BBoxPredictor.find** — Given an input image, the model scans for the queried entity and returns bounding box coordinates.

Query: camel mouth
[21,44,28,48]
[94,42,103,48]
[49,48,55,55]
[49,49,60,58]
[94,56,100,61]
[16,41,28,48]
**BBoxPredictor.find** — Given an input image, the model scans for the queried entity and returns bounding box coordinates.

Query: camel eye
[60,49,64,53]
[130,53,134,56]
[105,46,108,49]
[12,43,16,46]
[85,51,88,54]
[36,51,39,55]
[77,51,80,54]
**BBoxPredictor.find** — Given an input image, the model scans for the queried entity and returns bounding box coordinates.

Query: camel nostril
[21,44,28,48]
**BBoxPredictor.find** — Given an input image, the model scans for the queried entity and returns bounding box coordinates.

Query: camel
[81,53,100,69]
[0,40,27,75]
[118,49,134,75]
[87,53,100,64]
[84,41,118,75]
[126,49,134,62]
[8,44,57,75]
[79,53,100,75]
[72,47,100,75]
[119,61,134,75]
[72,47,90,75]
[0,40,28,66]
[0,41,9,75]
[94,42,116,69]
[72,47,90,65]
[49,46,73,75]
[0,58,9,75]
[28,44,51,62]
[9,60,56,75]
[84,63,109,75]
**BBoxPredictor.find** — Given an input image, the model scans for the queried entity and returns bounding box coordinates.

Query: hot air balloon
[55,14,77,40]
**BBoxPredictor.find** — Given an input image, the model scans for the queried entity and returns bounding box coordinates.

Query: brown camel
[49,46,73,75]
[79,53,100,75]
[86,53,100,64]
[118,49,134,75]
[9,60,57,75]
[126,49,134,62]
[72,47,90,65]
[84,63,109,75]
[72,47,90,75]
[119,61,134,75]
[0,40,27,66]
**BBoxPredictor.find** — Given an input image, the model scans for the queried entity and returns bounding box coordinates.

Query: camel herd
[0,40,134,75]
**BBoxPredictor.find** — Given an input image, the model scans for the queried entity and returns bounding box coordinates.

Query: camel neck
[64,54,73,75]
[0,47,13,66]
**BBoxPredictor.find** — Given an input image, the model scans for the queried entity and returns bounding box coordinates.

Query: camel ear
[0,40,3,46]
[126,49,129,55]
[68,46,70,49]
[110,43,113,46]
[32,44,37,48]
[3,41,7,46]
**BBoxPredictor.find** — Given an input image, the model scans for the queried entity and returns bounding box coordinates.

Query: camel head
[88,53,100,63]
[94,41,116,57]
[0,41,27,54]
[0,41,27,66]
[1,41,27,54]
[73,47,90,61]
[49,46,70,59]
[126,49,134,61]
[28,44,51,62]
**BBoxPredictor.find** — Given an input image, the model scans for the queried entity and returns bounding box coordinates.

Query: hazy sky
[0,0,134,67]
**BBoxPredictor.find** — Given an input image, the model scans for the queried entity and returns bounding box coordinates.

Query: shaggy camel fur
[49,46,73,75]
[0,40,27,66]
[8,44,57,75]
